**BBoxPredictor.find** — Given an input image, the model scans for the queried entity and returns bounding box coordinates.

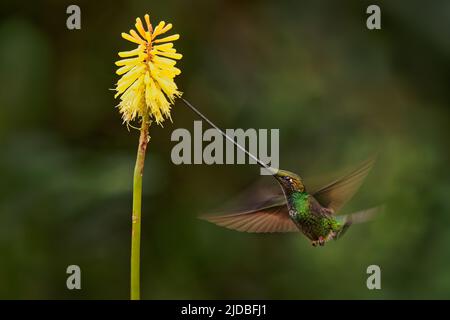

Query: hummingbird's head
[275,170,305,193]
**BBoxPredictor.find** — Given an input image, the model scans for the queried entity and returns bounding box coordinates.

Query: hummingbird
[181,98,379,246]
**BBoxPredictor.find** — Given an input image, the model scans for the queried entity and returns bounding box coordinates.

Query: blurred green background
[0,0,449,299]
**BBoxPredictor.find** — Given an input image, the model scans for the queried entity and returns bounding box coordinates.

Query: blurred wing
[200,199,299,233]
[312,158,375,213]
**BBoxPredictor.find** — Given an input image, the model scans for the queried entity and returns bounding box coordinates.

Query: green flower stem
[131,116,150,300]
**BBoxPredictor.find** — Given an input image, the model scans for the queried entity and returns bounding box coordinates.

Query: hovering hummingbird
[181,99,380,246]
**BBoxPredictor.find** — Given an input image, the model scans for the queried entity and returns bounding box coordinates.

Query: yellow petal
[153,43,173,51]
[156,77,178,99]
[130,78,145,114]
[155,51,182,60]
[172,67,181,75]
[116,64,134,75]
[129,29,145,44]
[144,71,151,85]
[145,75,153,106]
[153,34,180,43]
[119,64,145,83]
[144,14,153,32]
[157,89,171,115]
[158,66,181,77]
[121,32,141,44]
[135,18,147,39]
[116,65,145,94]
[145,31,151,43]
[153,48,176,56]
[153,56,177,66]
[153,63,179,78]
[161,23,172,34]
[118,46,143,58]
[115,56,142,66]
[152,21,166,39]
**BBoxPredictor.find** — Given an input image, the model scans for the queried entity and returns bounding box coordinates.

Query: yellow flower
[114,14,182,126]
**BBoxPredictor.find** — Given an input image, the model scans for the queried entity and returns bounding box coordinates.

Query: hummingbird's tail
[180,98,277,175]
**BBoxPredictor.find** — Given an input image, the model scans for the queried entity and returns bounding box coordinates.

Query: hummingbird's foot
[311,237,326,247]
[318,236,325,246]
